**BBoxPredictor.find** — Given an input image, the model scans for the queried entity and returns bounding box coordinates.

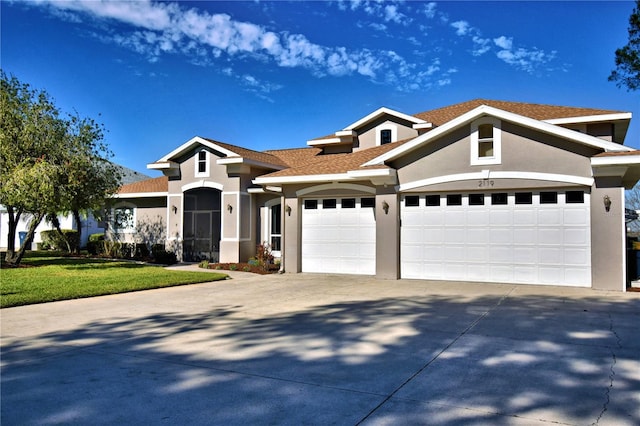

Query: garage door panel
[490,229,512,244]
[445,210,466,225]
[513,209,536,225]
[402,191,591,286]
[302,198,376,275]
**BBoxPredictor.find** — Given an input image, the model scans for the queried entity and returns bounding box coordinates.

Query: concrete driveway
[2,270,639,425]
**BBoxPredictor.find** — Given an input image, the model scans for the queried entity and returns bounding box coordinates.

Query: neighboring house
[0,165,150,250]
[114,99,640,291]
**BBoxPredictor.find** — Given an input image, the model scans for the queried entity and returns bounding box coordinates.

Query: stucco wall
[394,123,596,190]
[591,179,626,291]
[355,118,418,151]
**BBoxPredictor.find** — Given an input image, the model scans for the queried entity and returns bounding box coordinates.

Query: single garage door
[302,197,376,275]
[401,190,591,286]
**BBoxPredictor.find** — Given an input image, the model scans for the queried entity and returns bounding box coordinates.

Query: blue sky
[2,1,639,176]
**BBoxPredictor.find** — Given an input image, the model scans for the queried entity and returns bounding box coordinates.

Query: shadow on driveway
[1,279,639,425]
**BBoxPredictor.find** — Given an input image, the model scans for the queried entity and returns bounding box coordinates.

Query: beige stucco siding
[355,119,418,151]
[109,197,167,244]
[395,122,597,191]
[591,178,626,291]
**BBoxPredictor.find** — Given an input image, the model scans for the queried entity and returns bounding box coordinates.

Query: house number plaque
[478,179,494,187]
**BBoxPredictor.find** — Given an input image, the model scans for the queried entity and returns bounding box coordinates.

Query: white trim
[113,192,167,199]
[345,107,428,130]
[254,169,395,186]
[255,173,354,185]
[470,117,502,166]
[544,112,632,125]
[398,170,594,191]
[216,156,287,170]
[307,137,342,146]
[147,161,178,170]
[363,105,633,167]
[296,183,376,197]
[158,136,236,163]
[413,122,433,130]
[591,155,640,166]
[181,180,224,192]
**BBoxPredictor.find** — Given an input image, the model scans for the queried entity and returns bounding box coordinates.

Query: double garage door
[401,190,591,286]
[301,197,376,275]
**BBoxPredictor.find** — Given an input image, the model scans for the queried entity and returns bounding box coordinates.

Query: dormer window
[471,118,501,165]
[195,149,209,177]
[381,129,392,145]
[376,124,397,146]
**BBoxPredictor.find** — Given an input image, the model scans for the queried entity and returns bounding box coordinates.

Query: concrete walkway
[2,270,639,425]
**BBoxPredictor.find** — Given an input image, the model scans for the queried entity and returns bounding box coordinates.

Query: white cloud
[451,20,470,36]
[25,0,455,93]
[422,2,438,19]
[493,36,513,50]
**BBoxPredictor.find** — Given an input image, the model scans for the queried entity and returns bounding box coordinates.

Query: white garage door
[302,197,376,275]
[401,190,591,286]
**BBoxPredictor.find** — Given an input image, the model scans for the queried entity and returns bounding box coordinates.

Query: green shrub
[229,264,238,271]
[199,260,210,269]
[152,249,177,265]
[40,229,80,252]
[89,233,105,242]
[243,266,251,272]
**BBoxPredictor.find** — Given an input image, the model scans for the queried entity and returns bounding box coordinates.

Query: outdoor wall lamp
[285,204,292,216]
[227,204,233,214]
[382,200,389,215]
[171,205,177,214]
[603,195,612,212]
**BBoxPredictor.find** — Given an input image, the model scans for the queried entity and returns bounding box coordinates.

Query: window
[361,198,375,208]
[380,129,392,145]
[405,195,420,207]
[323,199,337,209]
[491,193,508,205]
[113,205,135,232]
[471,118,501,165]
[540,192,558,204]
[566,191,584,204]
[376,124,397,146]
[469,194,485,205]
[342,198,356,209]
[304,199,318,209]
[195,150,209,177]
[447,194,462,206]
[270,204,281,252]
[425,195,440,206]
[515,192,533,204]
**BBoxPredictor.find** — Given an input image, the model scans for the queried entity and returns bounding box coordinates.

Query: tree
[49,113,121,254]
[1,71,69,266]
[0,71,120,265]
[609,0,640,91]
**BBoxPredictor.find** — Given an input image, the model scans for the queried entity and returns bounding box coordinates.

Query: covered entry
[183,188,221,262]
[401,190,591,286]
[301,197,376,275]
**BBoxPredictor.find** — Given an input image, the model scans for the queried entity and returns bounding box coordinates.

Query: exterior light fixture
[285,204,292,216]
[171,205,177,214]
[382,200,389,214]
[227,204,233,214]
[603,195,611,212]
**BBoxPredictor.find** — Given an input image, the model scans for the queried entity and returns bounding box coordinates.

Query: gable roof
[364,104,633,167]
[149,136,287,170]
[414,99,627,126]
[254,140,411,184]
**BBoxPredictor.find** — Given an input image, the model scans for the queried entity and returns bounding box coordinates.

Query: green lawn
[1,252,227,308]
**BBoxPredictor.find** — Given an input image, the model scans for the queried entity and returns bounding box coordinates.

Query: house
[113,99,640,291]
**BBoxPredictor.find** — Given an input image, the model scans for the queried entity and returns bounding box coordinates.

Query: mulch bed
[204,263,280,275]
